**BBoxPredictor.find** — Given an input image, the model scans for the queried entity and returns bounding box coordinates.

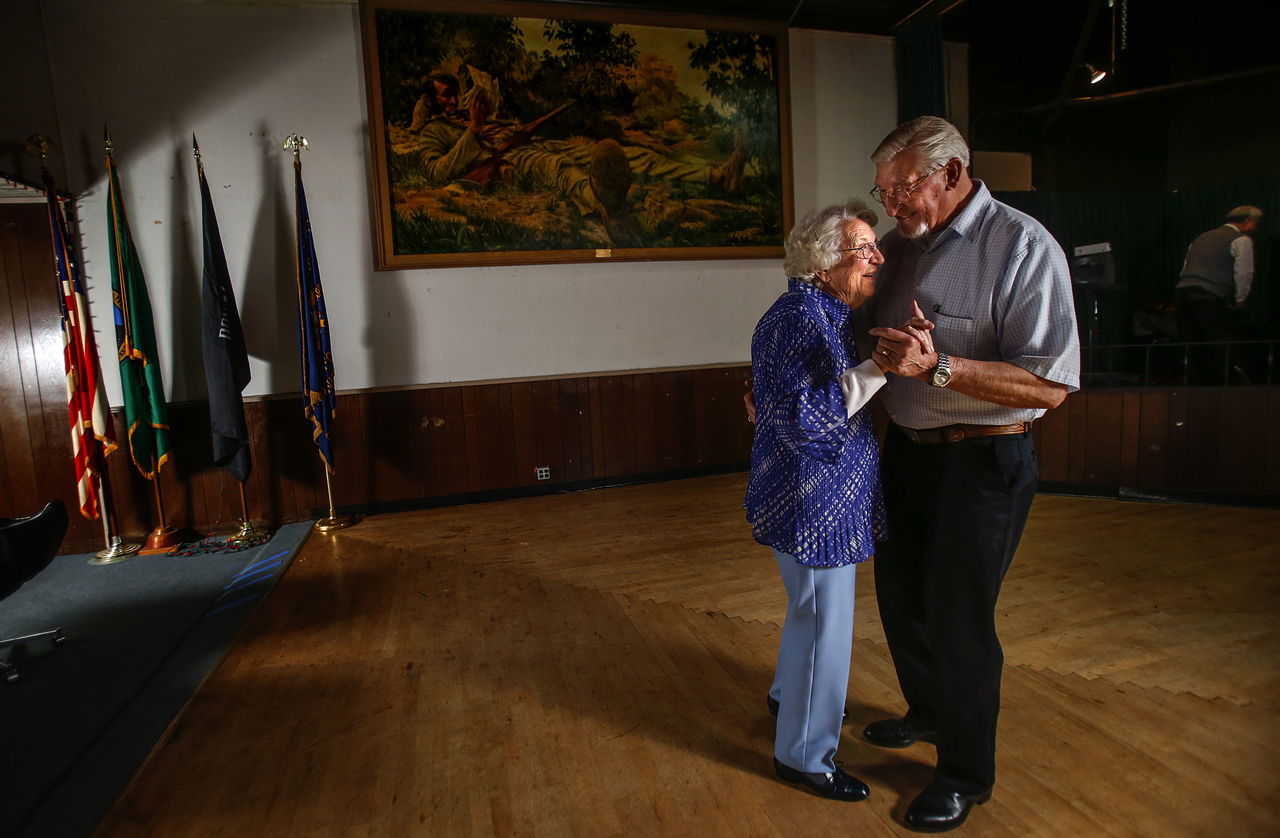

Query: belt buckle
[943,428,966,443]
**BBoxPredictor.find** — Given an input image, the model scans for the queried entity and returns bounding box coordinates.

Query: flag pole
[104,127,177,556]
[314,464,356,533]
[93,456,140,563]
[284,133,357,535]
[196,134,260,541]
[27,132,136,563]
[228,480,266,544]
[140,456,179,554]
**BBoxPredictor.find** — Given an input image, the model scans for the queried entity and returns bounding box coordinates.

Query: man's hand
[743,377,757,424]
[467,96,493,135]
[870,300,938,378]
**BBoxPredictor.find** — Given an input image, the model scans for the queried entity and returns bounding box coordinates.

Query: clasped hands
[869,300,939,379]
[742,300,941,424]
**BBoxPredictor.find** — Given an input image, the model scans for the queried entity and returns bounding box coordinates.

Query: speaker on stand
[1070,242,1129,386]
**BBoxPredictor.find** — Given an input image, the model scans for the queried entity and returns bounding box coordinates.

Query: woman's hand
[870,300,939,378]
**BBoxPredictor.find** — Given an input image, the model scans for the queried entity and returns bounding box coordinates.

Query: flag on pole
[293,157,336,473]
[195,136,252,483]
[44,169,118,519]
[106,144,172,479]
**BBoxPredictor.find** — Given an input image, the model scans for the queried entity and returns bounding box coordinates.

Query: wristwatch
[929,353,952,388]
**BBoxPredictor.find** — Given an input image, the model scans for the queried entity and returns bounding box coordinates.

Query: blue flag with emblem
[292,158,335,473]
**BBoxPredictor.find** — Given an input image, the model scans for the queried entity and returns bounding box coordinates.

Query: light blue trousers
[769,549,857,773]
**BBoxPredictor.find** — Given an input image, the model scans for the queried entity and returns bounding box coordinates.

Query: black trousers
[874,425,1038,795]
[1174,287,1241,384]
[1174,286,1236,341]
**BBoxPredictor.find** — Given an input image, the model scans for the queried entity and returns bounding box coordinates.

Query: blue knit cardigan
[744,280,885,566]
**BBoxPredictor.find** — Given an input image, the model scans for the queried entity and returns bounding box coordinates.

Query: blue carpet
[0,523,312,838]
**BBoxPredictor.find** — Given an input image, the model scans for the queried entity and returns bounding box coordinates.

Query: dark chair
[1,500,69,683]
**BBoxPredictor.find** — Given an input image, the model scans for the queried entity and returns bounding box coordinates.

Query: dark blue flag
[196,139,252,483]
[293,159,335,473]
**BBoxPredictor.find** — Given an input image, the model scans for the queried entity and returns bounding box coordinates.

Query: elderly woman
[744,201,888,802]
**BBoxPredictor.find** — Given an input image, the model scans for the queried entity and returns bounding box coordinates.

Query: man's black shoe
[862,716,938,748]
[904,784,991,832]
[772,757,870,802]
[767,695,848,721]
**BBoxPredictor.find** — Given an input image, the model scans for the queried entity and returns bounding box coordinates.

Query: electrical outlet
[535,466,551,481]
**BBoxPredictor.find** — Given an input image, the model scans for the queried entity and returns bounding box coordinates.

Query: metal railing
[1081,339,1278,387]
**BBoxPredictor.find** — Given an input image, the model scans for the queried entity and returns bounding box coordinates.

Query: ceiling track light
[1086,63,1108,84]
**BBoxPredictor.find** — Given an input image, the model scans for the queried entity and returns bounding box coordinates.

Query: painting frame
[358,0,793,270]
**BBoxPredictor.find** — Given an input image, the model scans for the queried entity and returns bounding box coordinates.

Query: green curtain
[995,173,1279,339]
[895,18,946,124]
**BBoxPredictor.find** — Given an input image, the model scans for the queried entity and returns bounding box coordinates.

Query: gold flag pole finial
[193,133,205,177]
[104,125,114,158]
[27,135,52,161]
[283,133,309,163]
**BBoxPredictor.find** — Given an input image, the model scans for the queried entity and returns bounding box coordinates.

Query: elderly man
[863,116,1080,832]
[1173,206,1263,382]
[1175,205,1263,331]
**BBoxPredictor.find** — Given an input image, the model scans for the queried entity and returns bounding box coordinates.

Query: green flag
[106,142,171,479]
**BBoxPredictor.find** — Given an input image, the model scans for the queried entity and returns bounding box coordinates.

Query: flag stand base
[314,515,360,534]
[139,526,180,555]
[93,538,141,564]
[228,520,268,545]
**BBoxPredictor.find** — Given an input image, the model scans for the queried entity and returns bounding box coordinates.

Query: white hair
[871,115,971,170]
[783,201,878,284]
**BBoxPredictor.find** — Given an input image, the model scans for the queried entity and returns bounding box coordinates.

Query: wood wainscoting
[26,367,756,554]
[1034,387,1280,501]
[7,368,1279,555]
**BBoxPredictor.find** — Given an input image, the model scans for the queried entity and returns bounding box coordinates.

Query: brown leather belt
[897,422,1033,445]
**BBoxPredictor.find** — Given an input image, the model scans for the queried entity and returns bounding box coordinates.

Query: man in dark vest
[1174,205,1262,382]
[1175,206,1263,339]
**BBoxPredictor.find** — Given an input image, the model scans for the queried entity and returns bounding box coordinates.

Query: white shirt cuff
[838,359,888,419]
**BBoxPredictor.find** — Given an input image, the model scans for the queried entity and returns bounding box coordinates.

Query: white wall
[36,0,897,404]
[788,29,897,216]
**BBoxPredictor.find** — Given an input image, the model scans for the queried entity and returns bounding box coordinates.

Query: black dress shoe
[904,784,991,832]
[767,695,848,722]
[772,757,870,802]
[862,715,938,748]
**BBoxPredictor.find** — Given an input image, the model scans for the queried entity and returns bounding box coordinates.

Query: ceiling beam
[893,0,968,31]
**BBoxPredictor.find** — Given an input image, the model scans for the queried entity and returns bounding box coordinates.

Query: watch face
[931,355,951,387]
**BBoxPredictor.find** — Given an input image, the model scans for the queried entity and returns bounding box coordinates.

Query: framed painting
[359,0,792,269]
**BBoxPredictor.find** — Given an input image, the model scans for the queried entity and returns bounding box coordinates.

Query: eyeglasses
[869,164,944,207]
[838,242,881,259]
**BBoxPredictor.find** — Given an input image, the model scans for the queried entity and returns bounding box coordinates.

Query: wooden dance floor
[99,474,1280,837]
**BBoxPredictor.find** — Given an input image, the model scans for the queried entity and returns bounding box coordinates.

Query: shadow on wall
[243,122,300,399]
[37,0,357,401]
[357,117,420,500]
[47,1,337,194]
[167,139,204,403]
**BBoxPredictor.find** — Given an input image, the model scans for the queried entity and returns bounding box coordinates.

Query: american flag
[45,170,118,518]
